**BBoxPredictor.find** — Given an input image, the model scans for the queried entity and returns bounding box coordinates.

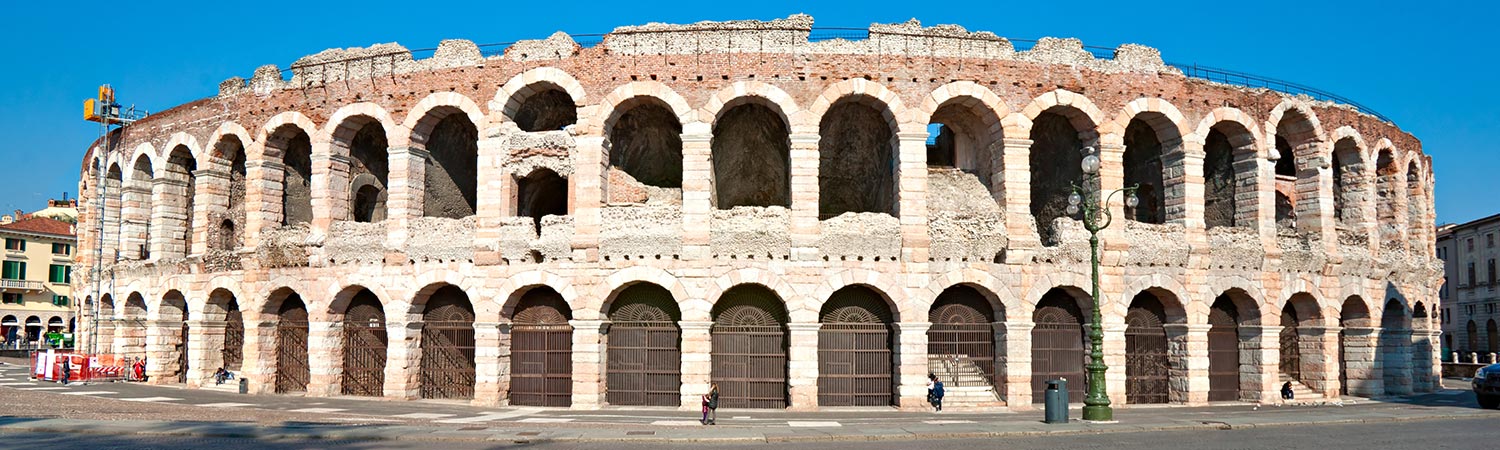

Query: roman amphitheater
[72,15,1443,411]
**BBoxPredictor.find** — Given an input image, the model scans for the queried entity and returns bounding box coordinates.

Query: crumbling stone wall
[423,113,479,218]
[609,101,683,189]
[274,129,314,226]
[207,138,247,254]
[404,216,475,263]
[818,100,895,219]
[1029,112,1085,246]
[517,169,568,233]
[927,168,1005,261]
[1375,150,1401,247]
[1123,120,1165,224]
[711,206,790,258]
[712,103,789,208]
[514,89,576,132]
[1202,129,1236,229]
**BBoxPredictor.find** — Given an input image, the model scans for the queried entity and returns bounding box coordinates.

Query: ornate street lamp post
[1065,146,1139,422]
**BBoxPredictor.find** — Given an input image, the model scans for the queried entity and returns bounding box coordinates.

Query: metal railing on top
[1167,63,1391,122]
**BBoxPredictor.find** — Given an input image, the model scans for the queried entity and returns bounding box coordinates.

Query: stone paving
[1,361,1494,443]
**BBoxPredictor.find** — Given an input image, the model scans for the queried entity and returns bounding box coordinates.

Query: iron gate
[712,287,789,409]
[275,297,310,393]
[342,294,387,397]
[511,291,572,407]
[1125,305,1169,404]
[176,323,189,384]
[1031,303,1084,403]
[817,289,894,407]
[928,287,998,390]
[420,289,476,400]
[1279,311,1301,383]
[1338,329,1348,395]
[223,307,244,371]
[606,286,681,407]
[1207,305,1240,402]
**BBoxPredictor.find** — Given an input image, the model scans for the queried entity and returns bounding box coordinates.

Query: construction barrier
[28,350,130,383]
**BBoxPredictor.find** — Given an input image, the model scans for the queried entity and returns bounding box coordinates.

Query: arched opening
[165,145,197,258]
[711,284,790,409]
[159,292,187,384]
[127,155,154,260]
[340,289,387,397]
[605,283,682,407]
[24,316,40,343]
[419,285,476,400]
[1375,150,1400,245]
[1331,138,1365,230]
[97,294,116,350]
[1029,110,1095,246]
[102,165,123,260]
[417,110,479,218]
[1031,287,1089,402]
[1411,302,1434,391]
[351,184,383,223]
[513,87,576,132]
[333,118,389,223]
[712,101,790,208]
[1207,294,1242,401]
[1275,136,1296,178]
[926,99,1001,195]
[1381,298,1412,395]
[217,220,236,251]
[1122,118,1167,224]
[1275,191,1294,228]
[266,125,313,225]
[509,287,573,407]
[122,293,148,360]
[1203,123,1258,229]
[221,298,244,373]
[1,315,15,345]
[516,168,568,235]
[608,99,683,191]
[1279,294,1324,389]
[819,97,897,219]
[1406,162,1425,248]
[1125,291,1171,404]
[1338,296,1373,396]
[270,290,309,393]
[928,285,1000,396]
[209,135,247,253]
[817,285,897,407]
[1274,110,1320,233]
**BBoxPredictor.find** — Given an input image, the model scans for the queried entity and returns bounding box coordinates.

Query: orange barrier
[27,351,130,383]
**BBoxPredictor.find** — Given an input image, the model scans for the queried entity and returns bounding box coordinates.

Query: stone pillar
[473,321,503,406]
[241,159,285,249]
[1169,324,1211,405]
[1240,325,1281,402]
[306,320,342,397]
[678,321,713,409]
[1096,141,1127,257]
[384,319,419,399]
[190,169,230,257]
[787,322,820,410]
[101,176,123,261]
[1102,321,1127,406]
[1299,325,1341,398]
[570,320,606,409]
[309,144,347,235]
[473,133,508,264]
[680,128,712,261]
[241,316,276,394]
[143,320,180,384]
[385,147,428,251]
[120,184,151,260]
[572,136,605,261]
[895,129,931,262]
[186,320,226,388]
[1000,137,1038,262]
[788,133,821,262]
[150,177,190,259]
[1380,328,1413,395]
[1178,141,1210,268]
[1340,326,1384,397]
[1411,328,1439,393]
[1001,321,1035,407]
[893,322,930,410]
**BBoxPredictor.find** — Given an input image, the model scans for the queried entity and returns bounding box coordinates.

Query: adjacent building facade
[0,200,78,347]
[1437,214,1500,359]
[71,16,1441,411]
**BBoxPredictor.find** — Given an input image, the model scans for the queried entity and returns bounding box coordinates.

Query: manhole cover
[517,431,541,436]
[627,431,655,436]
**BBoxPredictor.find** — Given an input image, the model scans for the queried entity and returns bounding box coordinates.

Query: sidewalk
[1,359,1494,444]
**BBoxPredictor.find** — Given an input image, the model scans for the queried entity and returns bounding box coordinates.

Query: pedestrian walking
[701,383,720,425]
[60,357,71,385]
[928,374,945,412]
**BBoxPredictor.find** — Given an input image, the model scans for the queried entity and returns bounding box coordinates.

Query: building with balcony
[0,204,77,348]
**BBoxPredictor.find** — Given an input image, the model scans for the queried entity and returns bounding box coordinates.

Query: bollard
[1044,378,1069,424]
[238,377,249,394]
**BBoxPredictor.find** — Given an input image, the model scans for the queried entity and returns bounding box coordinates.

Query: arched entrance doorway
[711,284,789,409]
[1381,298,1412,395]
[928,286,999,394]
[1031,288,1087,403]
[1125,292,1170,404]
[606,283,681,407]
[510,287,573,407]
[818,286,896,407]
[222,299,244,372]
[1338,296,1373,396]
[420,286,476,400]
[341,289,387,397]
[1207,294,1242,401]
[273,292,310,393]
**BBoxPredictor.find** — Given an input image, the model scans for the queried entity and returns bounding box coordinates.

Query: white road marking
[923,420,977,424]
[16,387,66,391]
[517,418,574,423]
[732,416,751,419]
[392,413,456,419]
[288,407,346,413]
[197,402,255,408]
[0,382,37,386]
[434,408,542,424]
[327,417,399,423]
[651,420,703,426]
[61,391,117,396]
[122,397,182,402]
[788,421,842,427]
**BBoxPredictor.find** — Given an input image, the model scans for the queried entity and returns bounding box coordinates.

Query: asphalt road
[5,416,1498,449]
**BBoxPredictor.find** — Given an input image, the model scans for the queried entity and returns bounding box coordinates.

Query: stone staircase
[928,355,1004,408]
[1277,374,1325,403]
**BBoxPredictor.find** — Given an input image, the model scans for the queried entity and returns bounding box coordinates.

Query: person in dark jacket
[1281,381,1295,401]
[928,374,945,412]
[701,383,720,425]
[60,357,71,385]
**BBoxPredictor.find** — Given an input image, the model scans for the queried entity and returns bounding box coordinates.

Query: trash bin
[238,377,249,394]
[1044,378,1068,424]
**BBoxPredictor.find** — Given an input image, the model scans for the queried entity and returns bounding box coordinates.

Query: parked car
[1476,363,1500,409]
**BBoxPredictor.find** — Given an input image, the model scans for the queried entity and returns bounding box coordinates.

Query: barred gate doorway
[927,286,998,392]
[223,300,244,372]
[818,286,895,407]
[1031,288,1086,403]
[1279,303,1302,383]
[176,323,189,384]
[1207,295,1241,402]
[341,290,387,397]
[510,287,573,407]
[711,284,789,409]
[275,295,310,393]
[1125,293,1169,404]
[420,286,476,400]
[606,283,681,407]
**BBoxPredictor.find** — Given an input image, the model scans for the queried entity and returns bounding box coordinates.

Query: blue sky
[0,1,1494,224]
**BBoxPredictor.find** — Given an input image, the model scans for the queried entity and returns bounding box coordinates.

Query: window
[51,243,70,256]
[52,295,68,307]
[1,293,19,304]
[1490,259,1497,286]
[1469,262,1478,287]
[1469,238,1476,251]
[1489,233,1496,248]
[3,238,23,252]
[1,261,25,280]
[1468,304,1477,316]
[47,265,69,284]
[1489,303,1497,315]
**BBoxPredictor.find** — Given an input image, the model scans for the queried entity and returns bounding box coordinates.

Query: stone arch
[124,152,156,260]
[813,82,903,219]
[1267,99,1325,231]
[1404,157,1428,248]
[1205,277,1267,326]
[919,81,1009,198]
[602,93,685,191]
[255,112,320,160]
[406,93,485,219]
[807,269,908,324]
[594,81,695,135]
[1330,127,1370,231]
[702,81,801,128]
[596,266,691,319]
[515,167,568,235]
[259,113,317,226]
[496,270,580,322]
[325,104,400,223]
[493,67,586,132]
[1120,276,1190,325]
[1373,141,1402,246]
[1265,99,1328,153]
[325,283,395,319]
[921,268,1016,321]
[708,84,796,209]
[702,268,802,324]
[407,268,493,319]
[1022,90,1103,245]
[161,133,202,164]
[205,129,249,253]
[1108,98,1189,224]
[161,142,198,258]
[205,122,253,165]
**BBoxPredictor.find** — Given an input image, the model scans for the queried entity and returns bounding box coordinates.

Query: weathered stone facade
[72,16,1441,411]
